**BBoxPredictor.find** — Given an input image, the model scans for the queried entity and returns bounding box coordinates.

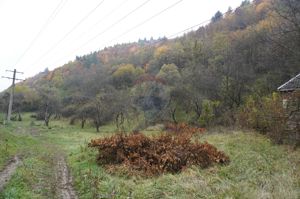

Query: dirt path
[2,126,77,198]
[55,155,77,199]
[0,156,20,191]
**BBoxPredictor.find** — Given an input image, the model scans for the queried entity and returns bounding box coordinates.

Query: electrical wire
[13,0,67,66]
[76,0,130,41]
[167,3,255,39]
[74,0,152,52]
[32,0,105,66]
[43,1,246,69]
[167,19,210,39]
[48,0,153,66]
[106,0,183,45]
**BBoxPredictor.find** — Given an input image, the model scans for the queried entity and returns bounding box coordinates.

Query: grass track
[0,114,299,198]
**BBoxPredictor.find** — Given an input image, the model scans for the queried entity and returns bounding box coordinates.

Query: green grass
[0,113,299,198]
[0,114,63,198]
[1,156,56,199]
[0,122,37,170]
[66,131,299,199]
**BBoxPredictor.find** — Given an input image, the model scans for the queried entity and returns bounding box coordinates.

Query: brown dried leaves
[89,124,229,176]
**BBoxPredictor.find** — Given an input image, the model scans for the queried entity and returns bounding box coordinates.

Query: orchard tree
[37,86,61,127]
[13,93,25,121]
[62,95,90,128]
[113,89,133,131]
[14,85,39,112]
[167,86,189,123]
[86,91,116,132]
[0,92,9,118]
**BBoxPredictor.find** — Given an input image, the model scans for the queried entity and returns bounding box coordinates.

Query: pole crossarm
[2,69,24,122]
[1,76,14,79]
[2,77,23,81]
[6,70,24,74]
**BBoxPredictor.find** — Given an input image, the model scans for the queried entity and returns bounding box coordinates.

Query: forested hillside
[1,0,299,134]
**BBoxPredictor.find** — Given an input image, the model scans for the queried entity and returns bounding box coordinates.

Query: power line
[74,0,152,52]
[76,0,130,41]
[167,19,210,39]
[49,0,153,66]
[50,0,68,20]
[47,1,243,68]
[32,0,105,66]
[106,0,183,45]
[167,3,255,39]
[13,0,67,67]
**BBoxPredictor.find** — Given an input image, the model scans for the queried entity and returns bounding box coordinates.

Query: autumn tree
[7,0,299,134]
[156,63,181,86]
[112,64,144,89]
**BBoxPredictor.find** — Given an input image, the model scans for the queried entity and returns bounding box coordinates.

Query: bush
[237,93,288,143]
[89,124,229,176]
[199,100,220,127]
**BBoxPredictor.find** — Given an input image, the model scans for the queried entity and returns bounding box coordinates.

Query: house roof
[278,73,300,92]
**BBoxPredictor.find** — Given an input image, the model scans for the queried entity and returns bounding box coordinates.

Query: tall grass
[1,113,299,198]
[68,131,299,199]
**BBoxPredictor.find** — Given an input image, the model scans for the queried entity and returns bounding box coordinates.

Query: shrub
[199,100,220,127]
[237,93,288,143]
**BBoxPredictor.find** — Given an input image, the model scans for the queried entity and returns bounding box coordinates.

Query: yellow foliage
[154,45,169,58]
[113,64,136,77]
[255,0,271,15]
[14,85,39,103]
[113,64,144,78]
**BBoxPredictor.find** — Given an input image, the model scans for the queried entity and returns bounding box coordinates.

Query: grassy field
[0,113,299,198]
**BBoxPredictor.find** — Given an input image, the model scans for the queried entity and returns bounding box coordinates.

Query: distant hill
[2,0,299,127]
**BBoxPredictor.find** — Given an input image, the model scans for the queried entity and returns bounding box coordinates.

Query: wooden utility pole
[2,69,23,122]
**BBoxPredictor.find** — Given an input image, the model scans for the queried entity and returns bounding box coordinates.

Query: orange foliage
[89,125,229,176]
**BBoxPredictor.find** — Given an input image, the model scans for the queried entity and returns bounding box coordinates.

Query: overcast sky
[0,0,243,91]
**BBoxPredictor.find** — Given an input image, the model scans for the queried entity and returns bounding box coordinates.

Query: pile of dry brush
[89,123,229,176]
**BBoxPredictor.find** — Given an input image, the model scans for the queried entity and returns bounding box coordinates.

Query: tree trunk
[171,108,178,124]
[194,101,202,119]
[44,105,50,127]
[69,117,75,125]
[17,111,22,121]
[115,113,120,129]
[45,117,49,127]
[81,119,86,129]
[116,112,125,131]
